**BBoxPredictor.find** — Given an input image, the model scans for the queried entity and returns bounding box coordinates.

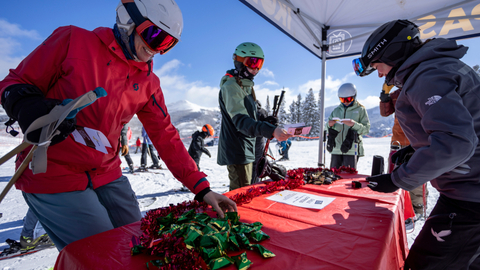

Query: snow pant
[22,175,142,251]
[227,163,253,191]
[21,208,39,238]
[405,194,480,270]
[192,156,201,171]
[410,184,429,215]
[141,143,160,167]
[330,154,359,169]
[135,146,140,154]
[123,152,134,169]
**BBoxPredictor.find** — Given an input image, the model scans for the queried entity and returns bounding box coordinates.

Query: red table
[55,174,409,269]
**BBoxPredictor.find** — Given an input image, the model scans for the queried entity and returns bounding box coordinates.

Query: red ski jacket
[0,26,209,194]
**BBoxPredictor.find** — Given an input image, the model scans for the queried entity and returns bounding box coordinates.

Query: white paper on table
[72,126,112,154]
[266,190,335,210]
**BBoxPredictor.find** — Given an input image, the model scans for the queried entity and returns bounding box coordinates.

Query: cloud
[259,67,274,78]
[358,95,380,109]
[0,19,41,39]
[0,38,26,79]
[260,80,278,86]
[153,59,220,108]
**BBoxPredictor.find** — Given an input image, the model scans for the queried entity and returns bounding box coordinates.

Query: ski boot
[149,164,162,169]
[137,166,148,172]
[128,164,134,174]
[20,234,54,252]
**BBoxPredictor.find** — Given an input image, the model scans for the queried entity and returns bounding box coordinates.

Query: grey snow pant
[22,175,141,251]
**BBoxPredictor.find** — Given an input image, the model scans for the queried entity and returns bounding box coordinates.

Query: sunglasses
[136,21,178,55]
[235,55,264,70]
[339,96,355,103]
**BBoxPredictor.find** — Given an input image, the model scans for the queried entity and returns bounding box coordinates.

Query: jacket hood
[391,38,468,87]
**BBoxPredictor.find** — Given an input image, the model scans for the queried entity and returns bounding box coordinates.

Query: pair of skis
[0,87,107,204]
[256,90,285,179]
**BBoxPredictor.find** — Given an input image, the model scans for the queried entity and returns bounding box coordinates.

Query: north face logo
[425,95,442,106]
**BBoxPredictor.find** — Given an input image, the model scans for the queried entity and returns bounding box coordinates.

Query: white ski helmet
[116,0,183,53]
[337,83,357,98]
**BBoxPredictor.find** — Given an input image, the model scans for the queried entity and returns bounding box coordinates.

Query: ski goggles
[235,55,264,70]
[352,57,376,77]
[135,21,178,55]
[339,96,355,103]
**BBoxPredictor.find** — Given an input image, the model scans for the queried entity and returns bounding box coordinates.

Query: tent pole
[318,26,328,167]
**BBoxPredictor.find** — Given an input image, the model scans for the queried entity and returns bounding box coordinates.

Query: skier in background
[140,126,161,171]
[277,138,292,161]
[120,124,135,173]
[188,124,214,171]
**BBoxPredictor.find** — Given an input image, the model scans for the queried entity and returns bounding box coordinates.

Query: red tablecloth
[55,174,409,270]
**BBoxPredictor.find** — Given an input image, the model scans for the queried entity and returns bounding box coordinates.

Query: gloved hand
[366,173,399,193]
[264,116,278,126]
[391,145,415,165]
[121,145,129,156]
[379,90,391,103]
[205,149,212,158]
[340,128,358,153]
[326,128,339,152]
[382,82,394,94]
[1,84,76,145]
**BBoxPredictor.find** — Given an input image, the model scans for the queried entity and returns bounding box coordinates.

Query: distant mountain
[0,100,394,142]
[127,100,219,141]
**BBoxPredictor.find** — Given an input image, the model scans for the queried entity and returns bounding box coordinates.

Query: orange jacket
[0,26,208,194]
[379,89,410,147]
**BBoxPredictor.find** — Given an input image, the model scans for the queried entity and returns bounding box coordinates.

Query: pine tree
[265,96,271,116]
[289,100,297,124]
[278,98,288,126]
[295,94,302,124]
[302,88,319,138]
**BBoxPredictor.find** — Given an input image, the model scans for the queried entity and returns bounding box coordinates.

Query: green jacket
[217,70,276,165]
[326,100,370,156]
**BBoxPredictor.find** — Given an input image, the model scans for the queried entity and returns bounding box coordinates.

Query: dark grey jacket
[217,70,276,165]
[391,38,480,203]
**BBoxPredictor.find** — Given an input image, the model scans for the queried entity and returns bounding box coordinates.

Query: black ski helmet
[353,20,421,77]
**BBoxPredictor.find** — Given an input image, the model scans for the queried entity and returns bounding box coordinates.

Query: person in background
[217,42,292,191]
[140,126,161,171]
[135,137,141,154]
[326,83,370,169]
[277,137,292,161]
[356,19,480,269]
[379,82,428,223]
[188,124,214,171]
[120,124,135,173]
[0,0,236,251]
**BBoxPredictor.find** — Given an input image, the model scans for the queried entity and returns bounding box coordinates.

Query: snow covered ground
[0,136,439,269]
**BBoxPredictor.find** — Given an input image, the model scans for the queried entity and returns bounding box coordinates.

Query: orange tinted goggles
[235,56,264,70]
[339,96,355,103]
[136,21,178,55]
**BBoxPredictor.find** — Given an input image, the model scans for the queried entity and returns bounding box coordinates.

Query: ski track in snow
[0,136,439,269]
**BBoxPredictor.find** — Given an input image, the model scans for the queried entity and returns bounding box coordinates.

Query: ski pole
[0,87,107,204]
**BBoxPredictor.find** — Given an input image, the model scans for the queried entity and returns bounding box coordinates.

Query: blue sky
[1,0,480,110]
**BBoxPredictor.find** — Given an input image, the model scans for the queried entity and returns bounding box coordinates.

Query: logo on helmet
[367,38,388,59]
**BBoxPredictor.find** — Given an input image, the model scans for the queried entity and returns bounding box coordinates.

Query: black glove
[391,145,415,166]
[1,84,76,145]
[264,116,278,126]
[340,128,358,153]
[366,173,399,193]
[326,128,338,152]
[379,90,391,103]
[205,149,212,158]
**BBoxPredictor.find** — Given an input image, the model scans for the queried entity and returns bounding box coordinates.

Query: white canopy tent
[239,0,480,166]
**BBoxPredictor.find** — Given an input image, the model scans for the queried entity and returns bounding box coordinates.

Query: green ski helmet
[234,42,264,59]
